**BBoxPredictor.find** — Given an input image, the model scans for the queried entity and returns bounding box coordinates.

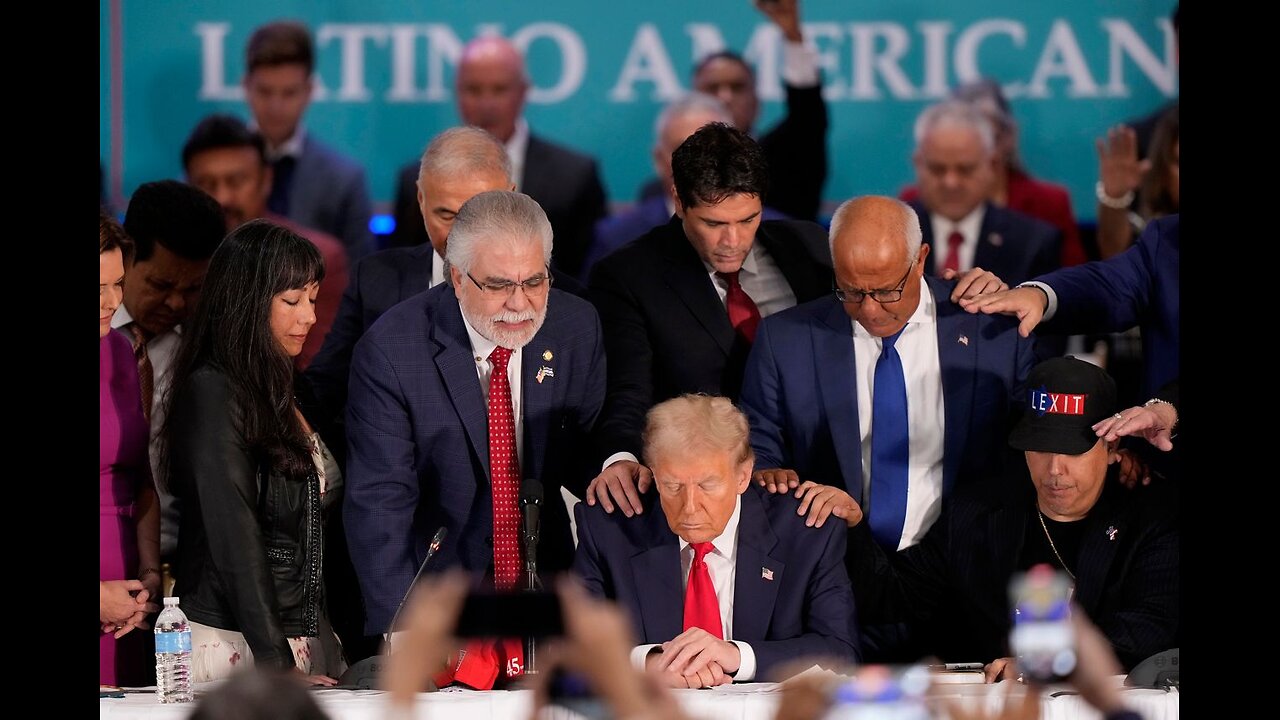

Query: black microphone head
[521,477,544,505]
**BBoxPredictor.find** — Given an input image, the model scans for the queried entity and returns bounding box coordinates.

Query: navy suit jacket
[846,468,1180,669]
[589,217,832,461]
[740,276,1036,504]
[304,244,585,433]
[344,285,606,634]
[573,485,860,679]
[388,133,607,279]
[288,135,374,260]
[911,201,1061,287]
[1040,214,1179,399]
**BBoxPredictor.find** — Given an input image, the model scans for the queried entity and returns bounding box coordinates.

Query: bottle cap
[163,596,179,606]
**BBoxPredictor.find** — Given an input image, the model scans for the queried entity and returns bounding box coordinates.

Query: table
[100,681,1178,719]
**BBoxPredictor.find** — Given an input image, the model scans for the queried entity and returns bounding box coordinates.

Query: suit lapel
[911,202,938,276]
[631,518,684,643]
[981,499,1029,626]
[731,491,783,643]
[929,277,977,497]
[1073,490,1123,614]
[756,224,827,302]
[813,300,863,501]
[660,221,736,355]
[973,204,1004,276]
[403,245,435,302]
[431,293,492,478]
[520,320,559,480]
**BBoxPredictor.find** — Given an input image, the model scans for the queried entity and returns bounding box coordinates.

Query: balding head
[456,37,528,143]
[829,196,929,338]
[417,126,516,258]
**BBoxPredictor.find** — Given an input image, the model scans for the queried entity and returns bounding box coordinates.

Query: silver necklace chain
[1037,510,1078,583]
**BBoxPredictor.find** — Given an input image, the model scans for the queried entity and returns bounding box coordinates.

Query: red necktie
[942,230,965,274]
[486,346,523,589]
[127,324,155,422]
[683,542,724,639]
[717,271,762,343]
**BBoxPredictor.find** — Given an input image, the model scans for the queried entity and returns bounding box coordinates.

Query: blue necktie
[869,327,910,552]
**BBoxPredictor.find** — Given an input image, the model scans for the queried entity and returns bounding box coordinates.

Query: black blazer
[846,465,1180,669]
[587,216,832,460]
[388,133,607,280]
[911,201,1062,287]
[304,243,585,435]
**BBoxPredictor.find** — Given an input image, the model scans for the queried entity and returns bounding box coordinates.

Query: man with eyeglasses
[737,196,1034,657]
[344,191,606,685]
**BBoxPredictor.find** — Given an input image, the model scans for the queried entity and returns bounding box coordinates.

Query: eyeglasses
[465,266,553,297]
[834,264,914,305]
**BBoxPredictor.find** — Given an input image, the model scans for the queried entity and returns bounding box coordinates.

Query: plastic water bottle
[154,596,193,704]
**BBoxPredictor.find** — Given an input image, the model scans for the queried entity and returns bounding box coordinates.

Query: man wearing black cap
[841,357,1179,672]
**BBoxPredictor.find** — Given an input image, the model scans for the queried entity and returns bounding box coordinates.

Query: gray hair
[445,190,552,275]
[417,126,513,188]
[653,92,733,146]
[828,196,923,265]
[913,99,995,155]
[643,394,754,469]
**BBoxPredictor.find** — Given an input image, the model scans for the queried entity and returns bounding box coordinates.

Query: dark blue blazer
[1040,215,1179,399]
[288,135,374,260]
[740,276,1036,503]
[304,244,585,433]
[911,201,1062,287]
[344,285,606,634]
[573,485,860,679]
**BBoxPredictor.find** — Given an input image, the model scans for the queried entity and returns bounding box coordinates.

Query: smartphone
[454,590,564,638]
[1009,564,1076,683]
[545,667,609,720]
[823,665,931,720]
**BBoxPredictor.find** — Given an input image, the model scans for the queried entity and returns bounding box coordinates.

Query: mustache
[491,310,535,324]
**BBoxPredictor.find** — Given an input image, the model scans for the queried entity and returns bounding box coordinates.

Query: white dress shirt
[929,205,986,274]
[430,248,446,289]
[628,497,759,680]
[705,243,797,320]
[462,319,525,465]
[505,118,530,192]
[852,283,946,551]
[252,123,306,163]
[781,40,821,88]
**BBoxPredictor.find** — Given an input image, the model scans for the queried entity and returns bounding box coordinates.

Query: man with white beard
[344,191,607,657]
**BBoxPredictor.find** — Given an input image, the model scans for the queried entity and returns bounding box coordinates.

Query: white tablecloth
[100,681,1178,720]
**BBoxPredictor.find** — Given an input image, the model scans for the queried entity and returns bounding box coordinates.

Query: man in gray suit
[244,20,374,259]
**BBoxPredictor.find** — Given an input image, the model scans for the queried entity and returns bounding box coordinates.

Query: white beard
[461,296,549,349]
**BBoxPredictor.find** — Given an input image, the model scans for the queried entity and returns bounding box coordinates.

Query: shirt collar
[678,495,743,560]
[250,123,306,162]
[945,204,986,243]
[701,244,760,278]
[506,118,530,165]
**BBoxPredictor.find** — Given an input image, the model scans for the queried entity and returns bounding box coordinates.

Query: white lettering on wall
[918,21,952,98]
[805,22,846,101]
[1102,18,1177,96]
[609,23,682,102]
[512,23,587,103]
[316,24,389,102]
[850,22,916,100]
[1026,20,1099,98]
[195,22,243,100]
[954,19,1025,90]
[386,24,464,102]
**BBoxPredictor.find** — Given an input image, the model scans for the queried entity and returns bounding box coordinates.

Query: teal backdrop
[100,0,1177,224]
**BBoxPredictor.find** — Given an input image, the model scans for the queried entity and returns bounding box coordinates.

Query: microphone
[388,526,448,635]
[336,527,447,689]
[520,478,543,581]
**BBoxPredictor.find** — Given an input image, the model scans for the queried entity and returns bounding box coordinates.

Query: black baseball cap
[1008,357,1118,455]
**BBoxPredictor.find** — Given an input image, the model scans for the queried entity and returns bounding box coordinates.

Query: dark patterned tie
[127,324,154,422]
[716,270,762,343]
[268,155,297,216]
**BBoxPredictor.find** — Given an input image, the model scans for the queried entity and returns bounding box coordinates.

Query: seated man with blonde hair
[573,394,859,687]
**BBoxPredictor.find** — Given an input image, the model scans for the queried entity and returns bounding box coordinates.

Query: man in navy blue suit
[574,394,858,687]
[907,100,1061,288]
[344,190,606,638]
[740,196,1035,551]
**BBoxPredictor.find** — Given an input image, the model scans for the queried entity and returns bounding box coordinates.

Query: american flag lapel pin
[761,567,774,581]
[536,366,555,384]
[1106,526,1118,541]
[958,335,969,346]
[987,232,1004,247]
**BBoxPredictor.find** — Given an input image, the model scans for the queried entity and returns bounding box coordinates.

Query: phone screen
[1009,564,1076,683]
[823,665,931,720]
[454,590,564,638]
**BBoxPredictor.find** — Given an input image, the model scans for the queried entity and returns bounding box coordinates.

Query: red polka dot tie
[683,542,724,639]
[487,346,523,590]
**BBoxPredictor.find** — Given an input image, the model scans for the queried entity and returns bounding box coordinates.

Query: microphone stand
[523,520,541,675]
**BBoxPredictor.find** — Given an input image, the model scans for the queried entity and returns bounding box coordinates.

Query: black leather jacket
[167,366,324,670]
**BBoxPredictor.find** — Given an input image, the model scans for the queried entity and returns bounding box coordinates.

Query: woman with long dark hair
[160,219,344,683]
[101,210,162,686]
